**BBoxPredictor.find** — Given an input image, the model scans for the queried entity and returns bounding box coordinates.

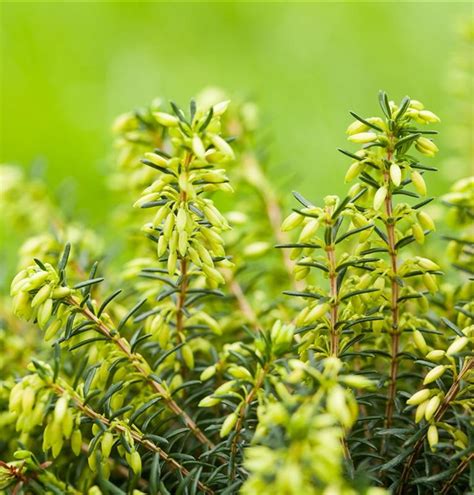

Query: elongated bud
[446,337,469,356]
[407,388,431,406]
[281,212,304,232]
[348,132,377,144]
[345,161,364,182]
[423,365,446,385]
[220,412,238,437]
[210,134,235,160]
[415,137,438,157]
[192,135,206,160]
[423,273,438,293]
[299,219,319,242]
[182,344,195,370]
[418,110,440,123]
[416,257,439,271]
[427,424,439,450]
[304,303,330,324]
[341,375,374,389]
[389,163,402,187]
[413,330,428,354]
[346,120,368,135]
[424,396,440,421]
[213,100,230,116]
[31,285,51,308]
[411,171,427,196]
[417,211,435,231]
[412,223,425,244]
[198,396,221,407]
[71,429,82,456]
[426,350,445,361]
[129,451,142,475]
[415,400,428,423]
[54,397,68,423]
[154,112,179,127]
[200,365,217,381]
[373,186,387,210]
[143,152,169,167]
[38,298,53,328]
[101,432,114,458]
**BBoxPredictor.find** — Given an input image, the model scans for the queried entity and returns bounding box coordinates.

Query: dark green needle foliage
[0,89,472,495]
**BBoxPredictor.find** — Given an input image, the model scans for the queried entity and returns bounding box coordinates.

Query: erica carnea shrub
[1,89,472,495]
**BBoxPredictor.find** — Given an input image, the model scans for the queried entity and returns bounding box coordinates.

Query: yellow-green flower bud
[417,211,435,231]
[198,396,221,408]
[427,424,438,450]
[182,344,195,370]
[346,120,369,136]
[423,273,438,293]
[389,163,402,187]
[424,396,441,421]
[415,400,428,423]
[281,211,304,232]
[71,429,82,456]
[210,134,235,160]
[200,365,217,381]
[373,186,387,210]
[446,337,469,356]
[413,330,428,354]
[426,350,445,362]
[345,161,365,183]
[412,223,425,244]
[348,132,377,144]
[304,303,330,324]
[154,112,179,127]
[423,365,446,385]
[299,219,319,242]
[415,137,438,157]
[418,110,440,124]
[38,298,53,328]
[192,135,206,160]
[220,412,238,437]
[407,388,431,406]
[411,171,427,196]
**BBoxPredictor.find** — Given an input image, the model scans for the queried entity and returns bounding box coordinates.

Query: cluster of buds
[10,263,74,340]
[9,364,81,458]
[344,95,440,209]
[242,357,380,495]
[134,99,234,285]
[407,321,473,450]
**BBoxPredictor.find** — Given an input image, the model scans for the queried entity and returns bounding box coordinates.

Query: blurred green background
[1,1,472,227]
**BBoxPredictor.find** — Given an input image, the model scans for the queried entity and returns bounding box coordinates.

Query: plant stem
[397,358,473,494]
[69,297,215,450]
[383,145,400,430]
[51,383,215,495]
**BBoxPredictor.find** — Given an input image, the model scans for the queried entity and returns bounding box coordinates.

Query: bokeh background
[1,1,472,226]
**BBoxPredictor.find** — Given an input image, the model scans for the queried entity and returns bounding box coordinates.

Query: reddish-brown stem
[383,146,400,430]
[69,298,215,450]
[397,358,473,494]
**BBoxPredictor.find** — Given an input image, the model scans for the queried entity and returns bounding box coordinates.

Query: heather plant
[0,90,472,495]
